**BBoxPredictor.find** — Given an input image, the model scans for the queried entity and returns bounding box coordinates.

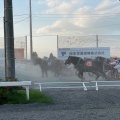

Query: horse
[33,57,62,77]
[33,57,48,77]
[64,56,110,81]
[48,59,62,77]
[52,59,62,77]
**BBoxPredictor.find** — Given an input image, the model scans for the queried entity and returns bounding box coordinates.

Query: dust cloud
[15,62,104,83]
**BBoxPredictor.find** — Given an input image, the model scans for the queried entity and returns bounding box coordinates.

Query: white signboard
[57,47,110,60]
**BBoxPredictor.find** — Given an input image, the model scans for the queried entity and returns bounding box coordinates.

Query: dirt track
[1,88,120,120]
[1,66,120,119]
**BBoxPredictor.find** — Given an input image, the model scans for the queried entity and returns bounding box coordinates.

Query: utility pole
[3,17,6,79]
[29,0,33,60]
[4,0,15,80]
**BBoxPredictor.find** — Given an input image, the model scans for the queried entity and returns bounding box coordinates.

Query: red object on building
[15,48,24,60]
[85,61,92,67]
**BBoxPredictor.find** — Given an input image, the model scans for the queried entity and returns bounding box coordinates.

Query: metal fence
[0,36,27,59]
[58,35,120,57]
[0,35,120,82]
[0,36,27,80]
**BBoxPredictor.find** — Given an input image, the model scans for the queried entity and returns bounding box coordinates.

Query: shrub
[0,89,53,104]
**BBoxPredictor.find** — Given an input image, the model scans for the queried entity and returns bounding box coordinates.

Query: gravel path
[1,88,120,120]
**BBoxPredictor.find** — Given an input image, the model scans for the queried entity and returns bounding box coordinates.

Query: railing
[0,81,31,100]
[34,82,89,91]
[91,81,120,91]
[34,81,120,92]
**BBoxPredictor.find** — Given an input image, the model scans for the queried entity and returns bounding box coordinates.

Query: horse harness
[75,58,93,71]
[75,58,108,76]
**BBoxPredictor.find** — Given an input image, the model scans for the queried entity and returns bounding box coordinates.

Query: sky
[0,0,120,59]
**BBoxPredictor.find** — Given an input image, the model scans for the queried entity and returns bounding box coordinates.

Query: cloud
[36,0,120,35]
[95,0,118,12]
[45,2,72,14]
[36,20,83,35]
[38,0,84,14]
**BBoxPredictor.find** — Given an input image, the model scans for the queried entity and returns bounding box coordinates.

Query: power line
[1,18,119,31]
[32,35,57,37]
[61,23,120,31]
[38,0,56,2]
[14,17,29,24]
[13,14,29,17]
[0,17,29,30]
[1,12,120,18]
[32,16,120,21]
[81,23,120,30]
[32,16,119,18]
[32,13,120,15]
[31,14,120,19]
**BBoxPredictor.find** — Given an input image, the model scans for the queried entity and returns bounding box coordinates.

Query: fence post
[95,82,98,91]
[83,82,87,91]
[39,83,42,92]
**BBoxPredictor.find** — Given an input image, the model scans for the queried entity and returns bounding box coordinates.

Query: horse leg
[78,71,85,82]
[95,74,100,80]
[53,70,56,77]
[57,71,59,77]
[54,71,56,77]
[95,71,108,81]
[78,71,81,78]
[56,70,59,77]
[42,71,44,77]
[45,69,48,77]
[40,68,44,77]
[54,72,58,77]
[101,71,110,80]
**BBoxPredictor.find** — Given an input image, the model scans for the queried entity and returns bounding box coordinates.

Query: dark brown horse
[52,59,62,77]
[33,57,62,77]
[64,56,110,81]
[47,59,62,77]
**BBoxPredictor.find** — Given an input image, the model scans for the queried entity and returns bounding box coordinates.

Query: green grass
[0,89,53,104]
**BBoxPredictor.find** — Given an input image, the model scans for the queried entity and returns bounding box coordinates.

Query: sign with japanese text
[57,47,110,60]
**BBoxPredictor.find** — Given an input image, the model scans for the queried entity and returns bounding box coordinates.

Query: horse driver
[110,56,120,70]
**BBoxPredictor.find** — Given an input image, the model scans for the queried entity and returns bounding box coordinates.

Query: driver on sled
[110,56,120,70]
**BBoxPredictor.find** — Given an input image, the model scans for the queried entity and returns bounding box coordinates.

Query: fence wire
[0,36,26,49]
[58,35,120,57]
